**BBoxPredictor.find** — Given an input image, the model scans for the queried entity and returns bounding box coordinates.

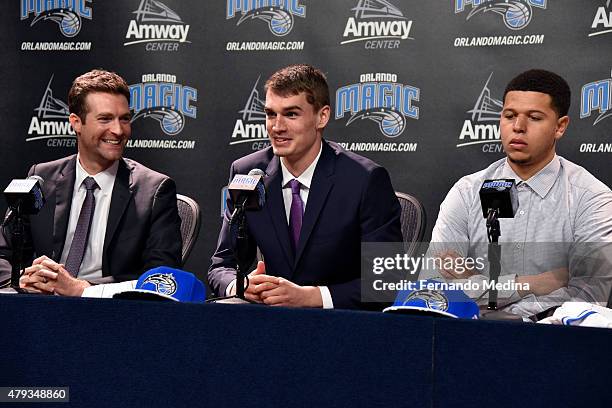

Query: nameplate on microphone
[3,177,45,214]
[479,178,518,218]
[228,174,262,192]
[481,180,513,190]
[228,174,265,210]
[4,179,39,194]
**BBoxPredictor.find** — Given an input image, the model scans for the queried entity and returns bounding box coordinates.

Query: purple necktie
[288,179,304,251]
[65,176,99,277]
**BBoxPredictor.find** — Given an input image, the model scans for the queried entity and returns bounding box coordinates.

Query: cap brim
[112,289,177,302]
[382,305,457,318]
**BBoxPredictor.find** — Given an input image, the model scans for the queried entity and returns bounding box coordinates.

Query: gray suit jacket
[0,155,182,286]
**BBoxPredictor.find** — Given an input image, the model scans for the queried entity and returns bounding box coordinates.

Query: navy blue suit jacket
[208,140,402,310]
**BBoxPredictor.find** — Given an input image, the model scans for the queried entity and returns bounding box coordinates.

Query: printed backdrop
[2,0,611,282]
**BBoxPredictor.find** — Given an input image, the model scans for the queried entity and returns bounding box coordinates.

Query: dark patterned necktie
[65,176,99,277]
[288,179,304,251]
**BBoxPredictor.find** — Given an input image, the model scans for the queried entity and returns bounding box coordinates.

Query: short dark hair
[264,64,330,111]
[68,69,130,122]
[503,69,571,117]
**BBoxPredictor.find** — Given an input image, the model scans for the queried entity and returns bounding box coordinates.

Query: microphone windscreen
[248,169,266,208]
[479,179,518,218]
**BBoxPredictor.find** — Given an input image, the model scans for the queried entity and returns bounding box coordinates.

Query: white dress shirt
[59,155,118,280]
[226,143,334,308]
[278,143,334,309]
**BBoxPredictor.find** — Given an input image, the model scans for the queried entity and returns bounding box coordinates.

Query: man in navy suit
[208,64,402,310]
[0,70,182,296]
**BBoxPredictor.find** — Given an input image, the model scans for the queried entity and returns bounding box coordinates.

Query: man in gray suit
[0,69,182,296]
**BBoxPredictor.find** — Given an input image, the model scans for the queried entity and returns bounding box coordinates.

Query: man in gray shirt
[425,69,612,319]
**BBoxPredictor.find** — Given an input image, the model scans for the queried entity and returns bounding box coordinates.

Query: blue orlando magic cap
[113,267,206,303]
[383,279,479,319]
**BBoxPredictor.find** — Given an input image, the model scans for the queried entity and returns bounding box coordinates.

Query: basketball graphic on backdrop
[504,2,532,30]
[381,110,405,137]
[60,13,81,37]
[270,12,293,36]
[162,110,184,135]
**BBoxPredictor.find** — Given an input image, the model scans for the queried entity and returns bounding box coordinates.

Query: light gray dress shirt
[424,155,612,318]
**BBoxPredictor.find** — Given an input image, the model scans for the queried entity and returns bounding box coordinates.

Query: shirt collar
[280,142,323,190]
[500,155,560,198]
[75,154,119,194]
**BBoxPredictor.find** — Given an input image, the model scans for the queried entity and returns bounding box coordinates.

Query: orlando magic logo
[132,108,184,135]
[27,75,75,142]
[129,74,197,136]
[458,73,502,149]
[346,109,406,137]
[226,0,306,37]
[581,73,612,126]
[403,290,449,312]
[142,273,178,296]
[21,0,93,37]
[342,0,412,48]
[336,74,419,138]
[455,0,547,30]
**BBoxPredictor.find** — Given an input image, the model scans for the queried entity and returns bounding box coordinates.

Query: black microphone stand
[230,198,250,300]
[480,208,522,321]
[486,208,501,310]
[207,172,266,304]
[206,195,257,304]
[4,200,29,293]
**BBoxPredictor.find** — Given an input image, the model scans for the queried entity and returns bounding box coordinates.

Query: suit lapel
[264,155,294,269]
[103,159,133,274]
[294,141,335,267]
[52,156,77,261]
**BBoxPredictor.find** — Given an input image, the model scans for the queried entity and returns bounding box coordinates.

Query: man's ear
[317,105,330,130]
[554,115,570,141]
[69,113,81,135]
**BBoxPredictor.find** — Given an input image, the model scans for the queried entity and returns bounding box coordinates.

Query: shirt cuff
[318,286,334,309]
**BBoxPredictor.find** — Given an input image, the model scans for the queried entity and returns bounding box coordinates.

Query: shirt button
[519,210,525,215]
[516,244,521,249]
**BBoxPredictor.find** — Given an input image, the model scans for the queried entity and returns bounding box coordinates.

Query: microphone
[226,169,266,301]
[3,175,45,227]
[227,168,266,211]
[479,179,518,219]
[3,175,46,291]
[478,179,519,312]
